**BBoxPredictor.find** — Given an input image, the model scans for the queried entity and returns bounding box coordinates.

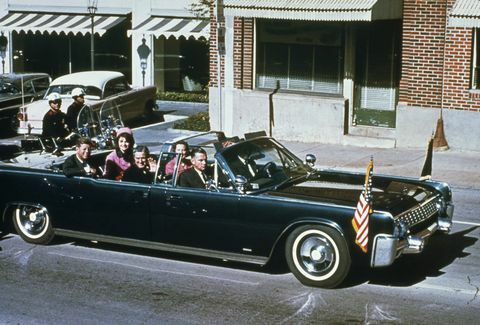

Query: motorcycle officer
[42,92,69,138]
[66,87,87,131]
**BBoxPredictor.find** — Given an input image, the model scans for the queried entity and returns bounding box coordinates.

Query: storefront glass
[256,20,344,94]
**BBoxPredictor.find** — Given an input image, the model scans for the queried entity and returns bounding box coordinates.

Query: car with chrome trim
[16,71,159,135]
[0,131,454,288]
[0,72,51,134]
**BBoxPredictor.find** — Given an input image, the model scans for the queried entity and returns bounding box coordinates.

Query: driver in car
[227,148,257,180]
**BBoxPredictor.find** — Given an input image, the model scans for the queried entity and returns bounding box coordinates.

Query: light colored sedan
[17,71,158,135]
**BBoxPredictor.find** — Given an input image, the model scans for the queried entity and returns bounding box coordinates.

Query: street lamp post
[137,37,151,86]
[87,0,98,71]
[0,32,8,74]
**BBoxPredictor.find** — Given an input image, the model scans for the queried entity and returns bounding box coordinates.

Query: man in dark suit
[178,148,210,189]
[63,137,98,177]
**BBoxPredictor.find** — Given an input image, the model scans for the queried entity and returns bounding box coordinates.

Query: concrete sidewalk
[134,123,479,190]
[282,141,480,190]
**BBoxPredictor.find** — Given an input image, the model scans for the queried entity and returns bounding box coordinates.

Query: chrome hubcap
[299,236,335,275]
[18,207,47,235]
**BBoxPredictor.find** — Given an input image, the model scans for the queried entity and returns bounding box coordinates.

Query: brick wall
[233,17,254,89]
[209,8,254,89]
[443,28,480,111]
[209,0,223,87]
[400,0,480,112]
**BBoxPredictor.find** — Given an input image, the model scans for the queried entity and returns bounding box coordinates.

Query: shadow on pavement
[4,225,473,288]
[66,238,271,274]
[58,227,477,288]
[344,226,478,288]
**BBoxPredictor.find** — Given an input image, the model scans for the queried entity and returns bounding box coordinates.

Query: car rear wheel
[13,205,54,244]
[285,225,351,288]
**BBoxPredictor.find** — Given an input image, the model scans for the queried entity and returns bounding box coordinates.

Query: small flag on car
[352,158,374,253]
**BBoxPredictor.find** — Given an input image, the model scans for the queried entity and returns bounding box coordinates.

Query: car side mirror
[235,175,248,193]
[305,154,316,167]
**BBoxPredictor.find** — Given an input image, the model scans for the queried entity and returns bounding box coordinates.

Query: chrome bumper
[371,204,454,268]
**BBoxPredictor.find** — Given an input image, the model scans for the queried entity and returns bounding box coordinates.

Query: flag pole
[420,135,434,180]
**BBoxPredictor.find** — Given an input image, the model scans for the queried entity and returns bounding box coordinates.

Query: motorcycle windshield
[77,105,101,139]
[99,99,123,132]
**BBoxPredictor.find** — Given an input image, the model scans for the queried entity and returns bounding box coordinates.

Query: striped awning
[0,12,125,36]
[127,17,209,40]
[223,0,402,21]
[449,0,480,27]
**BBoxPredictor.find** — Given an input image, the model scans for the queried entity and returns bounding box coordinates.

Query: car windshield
[0,81,20,96]
[220,138,312,191]
[46,85,102,98]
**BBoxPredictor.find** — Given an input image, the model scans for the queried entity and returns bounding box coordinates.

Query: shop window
[154,37,209,92]
[256,20,343,94]
[472,29,480,89]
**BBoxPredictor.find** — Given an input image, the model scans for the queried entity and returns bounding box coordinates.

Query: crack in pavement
[466,274,480,305]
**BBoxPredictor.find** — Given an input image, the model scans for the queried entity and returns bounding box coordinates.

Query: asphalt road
[0,186,478,324]
[0,101,479,323]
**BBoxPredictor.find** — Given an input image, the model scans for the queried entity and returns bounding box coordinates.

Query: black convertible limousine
[0,132,454,288]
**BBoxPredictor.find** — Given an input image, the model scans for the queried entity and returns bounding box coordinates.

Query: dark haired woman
[103,127,135,180]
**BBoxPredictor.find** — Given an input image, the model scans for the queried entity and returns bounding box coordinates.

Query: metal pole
[216,0,223,130]
[217,51,222,130]
[90,14,94,70]
[68,37,72,74]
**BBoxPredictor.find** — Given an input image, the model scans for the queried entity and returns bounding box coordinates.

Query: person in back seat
[103,127,134,180]
[63,137,99,177]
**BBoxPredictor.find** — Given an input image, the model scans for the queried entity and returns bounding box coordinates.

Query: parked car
[0,72,51,133]
[17,71,159,135]
[0,132,454,288]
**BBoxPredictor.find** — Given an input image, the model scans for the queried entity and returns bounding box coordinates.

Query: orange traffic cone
[433,117,449,151]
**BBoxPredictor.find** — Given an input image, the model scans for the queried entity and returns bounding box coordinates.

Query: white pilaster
[223,15,234,136]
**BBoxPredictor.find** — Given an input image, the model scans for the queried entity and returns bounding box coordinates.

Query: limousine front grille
[396,196,439,228]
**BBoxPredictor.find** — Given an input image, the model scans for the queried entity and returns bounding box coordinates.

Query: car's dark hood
[265,175,432,216]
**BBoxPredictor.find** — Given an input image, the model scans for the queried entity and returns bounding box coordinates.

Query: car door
[150,186,243,253]
[149,156,243,253]
[70,177,151,240]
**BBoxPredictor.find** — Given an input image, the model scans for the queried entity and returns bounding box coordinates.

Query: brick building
[209,0,480,151]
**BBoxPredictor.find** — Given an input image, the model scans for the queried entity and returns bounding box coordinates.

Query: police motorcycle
[76,98,124,149]
[0,98,123,168]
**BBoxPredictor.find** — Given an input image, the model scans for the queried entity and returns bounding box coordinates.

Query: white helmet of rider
[71,87,86,98]
[47,92,62,102]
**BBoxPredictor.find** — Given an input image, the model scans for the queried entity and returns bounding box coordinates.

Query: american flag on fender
[352,158,374,253]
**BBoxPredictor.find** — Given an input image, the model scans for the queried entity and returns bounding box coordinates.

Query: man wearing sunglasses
[42,92,69,138]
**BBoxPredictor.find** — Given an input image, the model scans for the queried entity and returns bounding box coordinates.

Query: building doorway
[353,21,401,128]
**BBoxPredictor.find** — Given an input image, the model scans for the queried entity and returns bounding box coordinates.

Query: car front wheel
[13,205,54,244]
[285,225,351,288]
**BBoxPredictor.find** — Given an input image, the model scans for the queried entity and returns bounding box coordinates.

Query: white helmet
[47,92,61,102]
[71,87,85,98]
